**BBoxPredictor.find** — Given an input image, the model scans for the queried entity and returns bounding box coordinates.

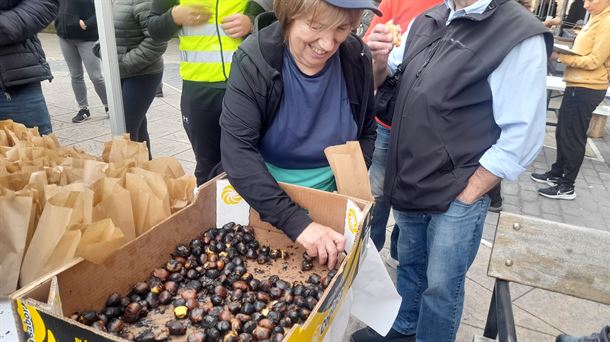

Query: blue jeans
[369,123,398,258]
[0,83,52,135]
[392,195,490,341]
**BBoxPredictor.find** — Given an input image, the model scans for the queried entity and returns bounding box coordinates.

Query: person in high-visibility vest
[149,0,272,185]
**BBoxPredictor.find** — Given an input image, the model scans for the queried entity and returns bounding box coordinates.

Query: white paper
[343,199,364,253]
[216,179,250,226]
[350,238,402,336]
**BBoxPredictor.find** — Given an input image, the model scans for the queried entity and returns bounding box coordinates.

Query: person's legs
[121,73,163,159]
[59,38,90,109]
[559,88,606,185]
[76,40,108,108]
[415,196,490,342]
[369,124,393,251]
[391,210,430,336]
[0,83,52,135]
[181,84,224,185]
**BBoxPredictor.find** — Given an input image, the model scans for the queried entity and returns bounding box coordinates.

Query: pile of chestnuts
[72,222,337,341]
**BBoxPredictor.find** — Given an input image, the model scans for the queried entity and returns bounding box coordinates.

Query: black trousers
[181,83,225,185]
[550,87,606,185]
[122,72,163,159]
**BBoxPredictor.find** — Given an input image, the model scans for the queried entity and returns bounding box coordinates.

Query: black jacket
[55,0,98,41]
[220,16,376,241]
[0,0,58,91]
[385,0,552,212]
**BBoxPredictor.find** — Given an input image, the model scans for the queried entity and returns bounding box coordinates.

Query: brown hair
[274,0,362,38]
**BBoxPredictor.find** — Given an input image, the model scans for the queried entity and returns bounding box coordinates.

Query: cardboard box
[10,176,372,341]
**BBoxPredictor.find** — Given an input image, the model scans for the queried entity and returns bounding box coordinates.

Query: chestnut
[106,292,121,307]
[186,298,199,310]
[238,333,253,342]
[207,327,221,341]
[217,320,231,332]
[164,281,178,295]
[235,313,251,323]
[144,292,159,309]
[243,321,257,334]
[253,300,266,312]
[135,330,155,341]
[91,320,106,332]
[241,302,255,315]
[214,285,228,298]
[223,331,238,342]
[166,259,183,273]
[232,280,248,291]
[211,294,224,306]
[158,290,173,305]
[258,318,274,330]
[301,260,314,271]
[252,326,271,340]
[169,272,184,282]
[266,311,281,324]
[307,274,321,285]
[189,307,205,324]
[166,320,186,335]
[176,244,190,257]
[187,331,206,342]
[203,315,218,329]
[123,302,142,323]
[107,318,124,333]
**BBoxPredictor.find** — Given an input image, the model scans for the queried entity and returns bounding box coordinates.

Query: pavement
[2,33,609,342]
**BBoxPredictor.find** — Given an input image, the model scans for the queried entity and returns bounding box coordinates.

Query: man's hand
[457,167,501,204]
[296,222,346,270]
[221,14,253,39]
[550,51,560,61]
[171,5,211,26]
[79,19,87,30]
[367,23,395,68]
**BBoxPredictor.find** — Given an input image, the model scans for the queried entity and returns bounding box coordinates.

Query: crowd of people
[1,0,609,341]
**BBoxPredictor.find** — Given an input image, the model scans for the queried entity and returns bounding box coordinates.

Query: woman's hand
[367,23,395,67]
[79,19,87,30]
[296,222,346,270]
[221,14,253,39]
[171,5,211,26]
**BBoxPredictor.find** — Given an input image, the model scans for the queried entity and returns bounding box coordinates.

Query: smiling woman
[220,0,380,272]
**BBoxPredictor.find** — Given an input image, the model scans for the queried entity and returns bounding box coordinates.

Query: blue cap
[323,0,383,16]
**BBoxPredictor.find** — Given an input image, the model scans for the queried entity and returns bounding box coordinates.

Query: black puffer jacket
[55,0,98,41]
[114,0,167,78]
[220,15,376,241]
[0,0,58,91]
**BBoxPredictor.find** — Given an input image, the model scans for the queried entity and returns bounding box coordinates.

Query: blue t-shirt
[260,47,358,171]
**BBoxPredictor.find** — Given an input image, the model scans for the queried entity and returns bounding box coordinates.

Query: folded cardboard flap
[325,141,374,202]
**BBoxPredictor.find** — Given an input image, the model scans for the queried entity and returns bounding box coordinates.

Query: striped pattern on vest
[179,0,246,82]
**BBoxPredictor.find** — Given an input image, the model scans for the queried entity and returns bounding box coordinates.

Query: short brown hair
[274,0,362,37]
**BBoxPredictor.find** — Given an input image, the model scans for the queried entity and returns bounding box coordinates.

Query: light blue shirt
[387,0,547,181]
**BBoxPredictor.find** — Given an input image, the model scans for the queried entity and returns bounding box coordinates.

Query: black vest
[384,0,553,212]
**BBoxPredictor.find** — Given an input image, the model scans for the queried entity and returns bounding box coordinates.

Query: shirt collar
[444,0,494,24]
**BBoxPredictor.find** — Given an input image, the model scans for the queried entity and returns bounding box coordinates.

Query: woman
[55,0,108,123]
[532,0,610,200]
[114,0,167,158]
[220,0,379,269]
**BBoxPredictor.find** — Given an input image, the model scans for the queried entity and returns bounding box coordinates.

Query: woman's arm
[0,0,59,46]
[559,27,610,70]
[119,0,168,75]
[359,67,377,168]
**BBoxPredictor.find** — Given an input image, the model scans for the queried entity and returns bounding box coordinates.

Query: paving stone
[68,139,105,157]
[150,137,192,158]
[520,189,539,202]
[503,194,521,206]
[521,201,541,216]
[514,289,610,336]
[541,212,563,222]
[173,149,196,164]
[599,172,610,181]
[503,204,521,214]
[502,182,520,195]
[540,199,561,214]
[583,174,604,185]
[53,124,110,143]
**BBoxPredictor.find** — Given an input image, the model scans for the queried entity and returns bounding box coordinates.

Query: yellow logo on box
[16,299,56,342]
[221,185,242,205]
[347,208,359,234]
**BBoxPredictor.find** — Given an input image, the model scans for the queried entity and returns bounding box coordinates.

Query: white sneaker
[385,255,398,269]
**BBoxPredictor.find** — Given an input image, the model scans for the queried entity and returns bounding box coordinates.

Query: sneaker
[351,327,415,342]
[72,108,90,123]
[531,171,561,186]
[556,325,610,342]
[385,255,398,269]
[538,184,576,200]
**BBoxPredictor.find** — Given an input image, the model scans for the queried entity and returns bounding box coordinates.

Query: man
[353,0,552,341]
[148,0,271,185]
[55,0,109,123]
[361,0,443,269]
[0,0,58,135]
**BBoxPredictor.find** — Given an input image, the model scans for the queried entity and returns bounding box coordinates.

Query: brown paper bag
[166,175,196,213]
[39,230,81,276]
[324,141,374,201]
[103,136,148,165]
[143,157,186,179]
[19,201,73,286]
[125,169,171,236]
[82,159,108,185]
[75,218,125,264]
[0,191,33,295]
[92,177,136,242]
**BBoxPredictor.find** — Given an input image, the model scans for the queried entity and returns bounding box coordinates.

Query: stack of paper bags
[0,120,196,295]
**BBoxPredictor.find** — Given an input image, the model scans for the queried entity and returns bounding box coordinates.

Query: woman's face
[583,0,610,15]
[287,14,353,75]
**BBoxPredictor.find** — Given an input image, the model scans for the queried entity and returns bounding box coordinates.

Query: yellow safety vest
[179,0,247,82]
